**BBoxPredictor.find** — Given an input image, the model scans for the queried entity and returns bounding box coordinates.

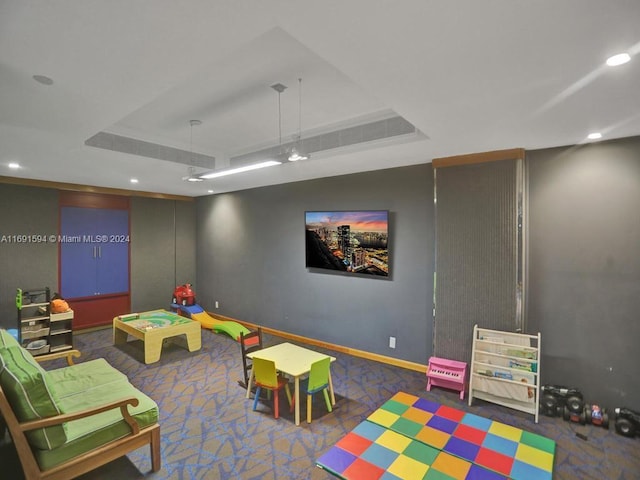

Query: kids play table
[113,309,201,364]
[246,342,336,425]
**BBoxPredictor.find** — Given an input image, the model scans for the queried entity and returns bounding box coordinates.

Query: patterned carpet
[1,327,639,479]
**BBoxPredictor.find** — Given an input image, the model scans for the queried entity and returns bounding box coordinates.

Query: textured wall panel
[434,159,519,363]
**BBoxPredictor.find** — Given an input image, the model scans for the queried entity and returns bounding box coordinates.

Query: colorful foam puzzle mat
[316,392,555,480]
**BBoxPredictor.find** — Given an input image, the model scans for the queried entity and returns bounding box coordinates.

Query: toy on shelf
[614,407,640,438]
[426,356,467,400]
[15,287,75,357]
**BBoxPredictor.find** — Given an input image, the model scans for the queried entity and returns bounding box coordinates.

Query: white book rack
[468,325,541,423]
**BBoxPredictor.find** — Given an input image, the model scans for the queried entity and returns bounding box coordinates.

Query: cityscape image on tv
[305,210,389,277]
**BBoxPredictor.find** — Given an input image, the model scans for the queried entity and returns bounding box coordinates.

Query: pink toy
[426,356,467,400]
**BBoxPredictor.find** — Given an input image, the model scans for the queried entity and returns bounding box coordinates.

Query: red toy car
[172,284,196,306]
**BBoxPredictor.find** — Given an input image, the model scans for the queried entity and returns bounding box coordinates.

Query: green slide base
[212,321,251,342]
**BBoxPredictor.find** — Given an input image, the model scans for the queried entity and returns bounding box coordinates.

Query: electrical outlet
[215,301,219,309]
[389,336,396,349]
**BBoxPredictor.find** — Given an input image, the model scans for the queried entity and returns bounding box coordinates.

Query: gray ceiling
[1,1,639,197]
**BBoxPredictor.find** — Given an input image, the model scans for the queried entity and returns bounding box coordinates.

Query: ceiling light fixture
[606,53,631,67]
[195,85,289,181]
[183,120,204,182]
[271,82,288,161]
[8,162,20,169]
[130,178,139,184]
[587,132,602,140]
[288,78,309,162]
[199,160,282,179]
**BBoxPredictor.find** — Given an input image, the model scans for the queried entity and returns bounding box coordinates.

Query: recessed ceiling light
[606,53,631,67]
[8,162,20,169]
[130,178,139,184]
[32,75,54,85]
[587,132,602,140]
[207,190,214,194]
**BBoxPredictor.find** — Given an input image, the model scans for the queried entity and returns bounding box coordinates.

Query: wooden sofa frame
[0,350,161,480]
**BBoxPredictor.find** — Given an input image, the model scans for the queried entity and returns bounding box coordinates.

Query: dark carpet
[1,328,639,479]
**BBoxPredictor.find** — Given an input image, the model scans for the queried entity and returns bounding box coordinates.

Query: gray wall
[527,137,640,407]
[0,184,197,329]
[130,197,197,312]
[0,184,59,327]
[196,164,435,364]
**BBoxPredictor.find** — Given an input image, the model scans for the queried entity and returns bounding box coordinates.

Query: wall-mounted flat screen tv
[305,210,389,277]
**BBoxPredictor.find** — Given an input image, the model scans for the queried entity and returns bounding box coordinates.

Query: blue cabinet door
[60,207,129,299]
[60,207,98,298]
[94,209,129,295]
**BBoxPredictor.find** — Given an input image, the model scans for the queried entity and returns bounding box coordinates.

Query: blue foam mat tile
[427,415,459,434]
[510,460,553,480]
[353,420,387,440]
[413,397,441,413]
[316,446,357,475]
[443,436,481,462]
[482,433,519,457]
[360,442,399,470]
[466,463,510,480]
[460,412,494,432]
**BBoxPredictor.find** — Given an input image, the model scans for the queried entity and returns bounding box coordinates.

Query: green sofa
[0,328,160,480]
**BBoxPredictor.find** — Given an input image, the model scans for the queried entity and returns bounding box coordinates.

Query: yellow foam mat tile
[515,443,555,472]
[488,421,523,442]
[376,429,413,453]
[368,409,400,428]
[387,454,430,480]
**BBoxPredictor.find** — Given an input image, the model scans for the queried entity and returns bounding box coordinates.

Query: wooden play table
[246,342,336,425]
[113,309,201,364]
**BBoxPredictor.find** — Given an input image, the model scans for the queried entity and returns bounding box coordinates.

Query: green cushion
[0,329,21,349]
[47,358,129,399]
[36,359,159,470]
[0,346,67,449]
